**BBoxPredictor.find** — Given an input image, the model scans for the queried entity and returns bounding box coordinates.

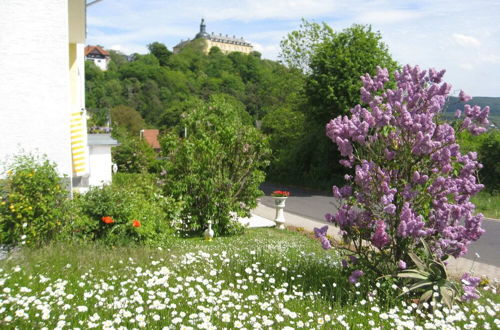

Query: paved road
[259,183,500,267]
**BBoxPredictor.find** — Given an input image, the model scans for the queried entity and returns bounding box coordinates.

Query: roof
[175,19,252,49]
[141,129,161,149]
[85,45,110,57]
[87,134,119,146]
[205,33,252,47]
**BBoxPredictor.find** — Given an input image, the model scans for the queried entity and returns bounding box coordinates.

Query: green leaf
[408,252,426,271]
[398,270,429,280]
[408,280,433,292]
[419,289,433,303]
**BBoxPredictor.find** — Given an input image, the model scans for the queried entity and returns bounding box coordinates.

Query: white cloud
[251,42,280,59]
[458,63,474,71]
[356,10,423,24]
[479,54,500,64]
[86,0,500,96]
[452,33,481,47]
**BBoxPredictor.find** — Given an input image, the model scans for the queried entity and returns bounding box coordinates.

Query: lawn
[0,228,498,329]
[472,191,500,220]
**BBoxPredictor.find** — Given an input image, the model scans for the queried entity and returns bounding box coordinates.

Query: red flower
[101,216,114,224]
[271,190,290,197]
[132,220,141,228]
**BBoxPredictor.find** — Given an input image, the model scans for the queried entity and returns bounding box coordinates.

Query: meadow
[0,228,498,329]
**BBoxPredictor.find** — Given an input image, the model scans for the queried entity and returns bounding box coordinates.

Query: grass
[0,228,498,329]
[472,191,500,220]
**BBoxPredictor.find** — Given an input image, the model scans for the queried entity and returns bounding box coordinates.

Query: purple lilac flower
[348,270,364,284]
[321,64,488,279]
[459,90,472,102]
[320,236,331,250]
[314,225,328,238]
[371,220,390,249]
[383,204,396,214]
[398,260,407,270]
[461,273,480,301]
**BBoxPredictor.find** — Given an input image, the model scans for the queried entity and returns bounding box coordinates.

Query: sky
[87,0,500,97]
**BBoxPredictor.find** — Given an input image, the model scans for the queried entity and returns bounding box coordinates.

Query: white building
[87,134,119,187]
[0,1,111,190]
[85,45,110,71]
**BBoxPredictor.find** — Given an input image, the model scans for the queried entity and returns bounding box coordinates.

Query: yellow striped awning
[70,111,88,175]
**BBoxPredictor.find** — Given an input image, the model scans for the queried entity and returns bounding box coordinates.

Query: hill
[443,96,500,127]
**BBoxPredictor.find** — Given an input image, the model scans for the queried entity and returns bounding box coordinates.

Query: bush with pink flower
[314,64,490,305]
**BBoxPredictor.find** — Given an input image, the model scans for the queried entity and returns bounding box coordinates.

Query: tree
[110,105,146,136]
[279,18,334,72]
[277,23,398,189]
[160,95,270,236]
[147,42,172,66]
[306,24,398,124]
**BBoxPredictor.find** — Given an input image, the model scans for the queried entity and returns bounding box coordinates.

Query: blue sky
[87,0,500,97]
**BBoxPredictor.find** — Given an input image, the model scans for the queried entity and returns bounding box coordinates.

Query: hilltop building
[173,19,253,55]
[85,45,110,70]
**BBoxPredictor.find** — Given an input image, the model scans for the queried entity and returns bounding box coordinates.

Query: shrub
[112,135,158,173]
[160,95,270,236]
[478,130,500,192]
[64,175,182,245]
[0,154,68,246]
[315,65,490,305]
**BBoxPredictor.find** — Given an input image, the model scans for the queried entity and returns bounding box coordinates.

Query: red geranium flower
[132,220,141,227]
[271,190,290,197]
[101,216,114,224]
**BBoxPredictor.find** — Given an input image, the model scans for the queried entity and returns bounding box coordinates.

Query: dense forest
[85,21,499,192]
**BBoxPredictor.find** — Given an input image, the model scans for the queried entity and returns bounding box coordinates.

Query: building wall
[206,40,253,54]
[174,39,253,55]
[87,57,109,71]
[88,145,113,186]
[0,0,72,176]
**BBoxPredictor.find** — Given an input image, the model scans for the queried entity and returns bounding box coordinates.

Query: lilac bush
[315,65,489,285]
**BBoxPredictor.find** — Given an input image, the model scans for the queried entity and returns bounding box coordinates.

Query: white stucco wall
[87,58,109,71]
[88,146,113,186]
[0,0,72,176]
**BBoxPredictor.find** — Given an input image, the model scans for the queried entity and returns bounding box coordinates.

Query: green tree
[148,42,172,66]
[279,18,334,72]
[306,24,398,123]
[110,105,146,136]
[112,136,157,173]
[160,95,270,236]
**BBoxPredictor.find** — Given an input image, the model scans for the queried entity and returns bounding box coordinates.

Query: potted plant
[271,190,290,229]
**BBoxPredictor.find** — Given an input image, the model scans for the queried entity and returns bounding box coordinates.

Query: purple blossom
[320,236,331,250]
[371,220,390,249]
[461,273,480,301]
[398,260,407,270]
[348,269,364,284]
[459,90,472,102]
[383,204,396,214]
[314,225,328,238]
[322,64,488,277]
[348,255,358,264]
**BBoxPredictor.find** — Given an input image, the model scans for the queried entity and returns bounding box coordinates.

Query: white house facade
[0,0,89,187]
[87,134,119,187]
[85,45,110,71]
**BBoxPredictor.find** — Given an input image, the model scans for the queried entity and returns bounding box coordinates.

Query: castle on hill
[173,19,253,55]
